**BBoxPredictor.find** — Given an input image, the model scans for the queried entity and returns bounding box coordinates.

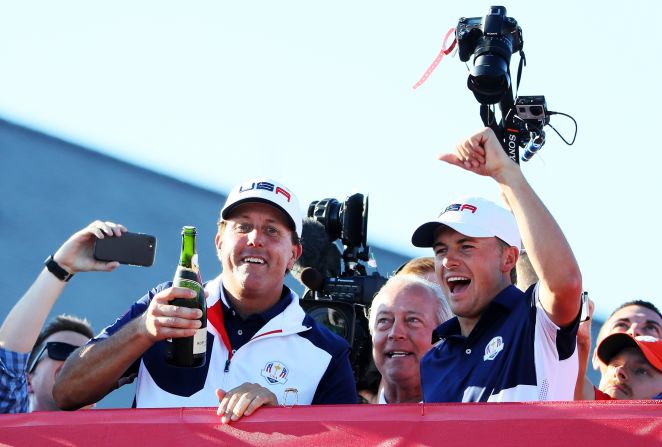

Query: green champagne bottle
[165,226,207,367]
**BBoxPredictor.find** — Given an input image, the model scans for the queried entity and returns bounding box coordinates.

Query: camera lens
[341,194,365,248]
[308,306,350,339]
[530,106,543,116]
[465,16,516,105]
[308,198,343,241]
[467,47,511,105]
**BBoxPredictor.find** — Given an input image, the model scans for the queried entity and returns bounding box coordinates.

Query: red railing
[0,401,660,446]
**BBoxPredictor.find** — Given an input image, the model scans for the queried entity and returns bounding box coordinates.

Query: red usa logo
[239,181,291,202]
[440,203,477,215]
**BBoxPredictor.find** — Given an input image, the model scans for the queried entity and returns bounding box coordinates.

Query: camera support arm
[479,88,522,164]
[477,47,527,164]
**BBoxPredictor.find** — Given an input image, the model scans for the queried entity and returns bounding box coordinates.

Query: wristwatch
[44,255,74,282]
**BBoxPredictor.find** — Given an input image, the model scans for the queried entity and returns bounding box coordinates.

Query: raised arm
[0,221,124,353]
[440,128,582,327]
[499,192,539,292]
[53,286,203,410]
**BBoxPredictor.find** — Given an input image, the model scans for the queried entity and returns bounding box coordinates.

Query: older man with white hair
[369,274,452,404]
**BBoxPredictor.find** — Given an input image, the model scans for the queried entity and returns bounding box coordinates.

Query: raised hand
[53,220,127,273]
[438,127,516,180]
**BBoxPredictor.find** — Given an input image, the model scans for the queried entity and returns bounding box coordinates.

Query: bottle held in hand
[165,226,207,367]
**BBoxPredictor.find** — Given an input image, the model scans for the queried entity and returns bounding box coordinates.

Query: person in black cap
[54,178,357,421]
[412,128,583,402]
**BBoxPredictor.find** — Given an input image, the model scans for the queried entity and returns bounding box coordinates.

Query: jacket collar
[432,284,523,342]
[206,275,309,339]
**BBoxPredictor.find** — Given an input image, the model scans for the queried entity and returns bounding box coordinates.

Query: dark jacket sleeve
[312,343,358,404]
[88,281,172,378]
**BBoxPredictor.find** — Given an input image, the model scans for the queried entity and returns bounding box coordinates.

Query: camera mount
[456,6,577,163]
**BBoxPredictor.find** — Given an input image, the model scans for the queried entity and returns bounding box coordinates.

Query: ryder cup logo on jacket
[484,336,505,361]
[261,361,289,385]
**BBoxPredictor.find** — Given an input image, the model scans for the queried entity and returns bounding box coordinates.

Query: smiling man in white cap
[413,128,583,402]
[54,178,357,420]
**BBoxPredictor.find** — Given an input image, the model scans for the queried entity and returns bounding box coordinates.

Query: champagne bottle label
[193,328,206,354]
[172,276,205,353]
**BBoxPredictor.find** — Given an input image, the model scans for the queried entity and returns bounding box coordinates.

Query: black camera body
[457,8,522,63]
[301,193,386,383]
[457,6,523,105]
[317,275,386,306]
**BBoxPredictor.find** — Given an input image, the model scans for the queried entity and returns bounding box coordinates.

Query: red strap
[412,27,457,90]
[252,329,283,340]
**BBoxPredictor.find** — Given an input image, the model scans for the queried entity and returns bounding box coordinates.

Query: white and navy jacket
[93,275,357,408]
[421,284,580,403]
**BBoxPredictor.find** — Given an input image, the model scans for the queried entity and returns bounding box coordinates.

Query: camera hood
[468,55,511,104]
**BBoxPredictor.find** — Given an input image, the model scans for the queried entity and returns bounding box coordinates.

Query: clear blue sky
[1,1,660,321]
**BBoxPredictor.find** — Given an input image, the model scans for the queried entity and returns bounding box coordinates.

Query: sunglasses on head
[28,341,79,373]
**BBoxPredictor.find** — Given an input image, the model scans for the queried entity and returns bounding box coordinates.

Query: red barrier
[0,401,660,446]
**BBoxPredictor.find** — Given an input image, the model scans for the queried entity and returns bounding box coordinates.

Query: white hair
[368,274,452,335]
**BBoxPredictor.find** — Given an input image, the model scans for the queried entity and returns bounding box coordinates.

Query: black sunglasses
[28,341,79,373]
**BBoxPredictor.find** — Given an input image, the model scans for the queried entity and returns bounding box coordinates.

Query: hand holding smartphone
[93,232,157,267]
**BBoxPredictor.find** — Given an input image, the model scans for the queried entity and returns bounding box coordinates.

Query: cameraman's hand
[216,383,278,424]
[53,220,127,274]
[439,127,518,182]
[138,287,205,342]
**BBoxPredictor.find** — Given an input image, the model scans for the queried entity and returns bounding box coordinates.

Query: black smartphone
[580,291,590,322]
[93,232,157,267]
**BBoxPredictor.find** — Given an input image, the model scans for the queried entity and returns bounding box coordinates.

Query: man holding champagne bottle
[54,178,357,422]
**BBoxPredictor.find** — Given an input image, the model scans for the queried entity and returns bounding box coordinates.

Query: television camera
[296,193,387,382]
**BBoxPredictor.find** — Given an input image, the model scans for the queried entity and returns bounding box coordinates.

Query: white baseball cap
[221,178,303,239]
[411,196,521,249]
